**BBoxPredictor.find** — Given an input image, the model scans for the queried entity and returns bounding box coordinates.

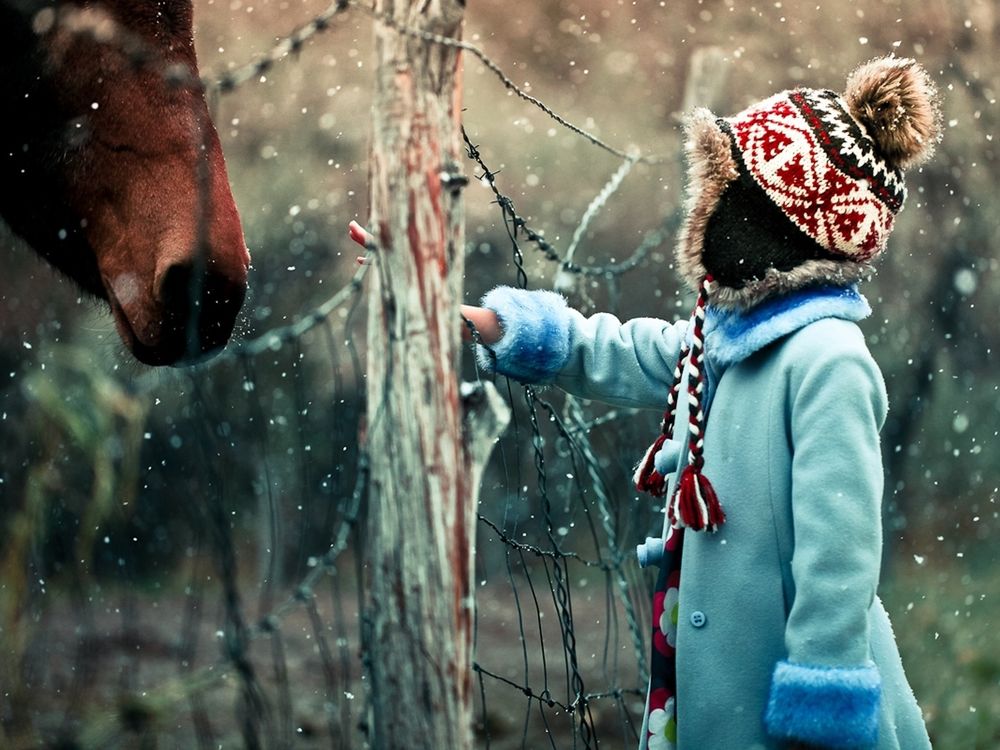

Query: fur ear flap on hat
[676,109,739,293]
[844,57,941,170]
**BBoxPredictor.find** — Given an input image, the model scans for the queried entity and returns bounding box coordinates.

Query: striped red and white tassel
[668,464,725,532]
[636,275,726,533]
[633,339,689,496]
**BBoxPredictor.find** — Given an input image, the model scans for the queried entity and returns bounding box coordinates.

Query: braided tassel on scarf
[632,342,689,496]
[667,276,725,532]
[635,276,726,532]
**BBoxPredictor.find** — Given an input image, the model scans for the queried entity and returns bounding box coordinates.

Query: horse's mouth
[105,277,245,367]
[106,294,184,366]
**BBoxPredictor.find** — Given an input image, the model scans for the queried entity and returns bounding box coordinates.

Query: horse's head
[1,0,249,366]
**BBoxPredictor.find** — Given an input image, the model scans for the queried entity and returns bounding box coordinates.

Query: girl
[353,56,938,749]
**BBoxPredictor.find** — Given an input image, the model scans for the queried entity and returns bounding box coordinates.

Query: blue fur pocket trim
[477,286,571,384]
[765,660,881,748]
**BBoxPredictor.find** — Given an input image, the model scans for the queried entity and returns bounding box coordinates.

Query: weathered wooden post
[365,1,506,747]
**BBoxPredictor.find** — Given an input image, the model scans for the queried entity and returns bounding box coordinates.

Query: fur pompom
[844,56,941,169]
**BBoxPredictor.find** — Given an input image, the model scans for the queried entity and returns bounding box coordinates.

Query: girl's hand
[349,220,372,264]
[460,304,502,345]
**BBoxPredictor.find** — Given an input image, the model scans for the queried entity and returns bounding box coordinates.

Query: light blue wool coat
[479,284,930,750]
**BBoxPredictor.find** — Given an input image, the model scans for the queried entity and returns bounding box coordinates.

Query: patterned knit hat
[676,56,940,308]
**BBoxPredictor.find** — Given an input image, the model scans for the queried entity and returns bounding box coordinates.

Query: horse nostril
[157,262,196,310]
[155,261,247,361]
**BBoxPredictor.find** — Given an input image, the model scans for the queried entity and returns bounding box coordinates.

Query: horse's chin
[107,296,174,366]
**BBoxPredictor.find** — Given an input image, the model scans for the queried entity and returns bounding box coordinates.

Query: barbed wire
[199,0,669,165]
[540,393,650,684]
[207,0,351,93]
[462,129,673,281]
[133,245,375,398]
[460,58,664,735]
[352,1,666,164]
[11,1,975,748]
[564,156,639,268]
[229,250,374,359]
[42,0,669,170]
[477,515,608,569]
[471,663,643,713]
[562,407,640,437]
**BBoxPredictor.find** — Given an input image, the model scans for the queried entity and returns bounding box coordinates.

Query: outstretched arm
[348,222,688,408]
[349,221,502,344]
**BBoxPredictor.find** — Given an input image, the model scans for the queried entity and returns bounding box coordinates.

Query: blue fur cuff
[765,660,881,748]
[477,286,571,383]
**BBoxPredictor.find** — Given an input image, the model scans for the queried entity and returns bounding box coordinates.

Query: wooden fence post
[365,2,506,747]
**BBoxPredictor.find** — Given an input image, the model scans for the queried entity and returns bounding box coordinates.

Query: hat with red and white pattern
[676,56,940,309]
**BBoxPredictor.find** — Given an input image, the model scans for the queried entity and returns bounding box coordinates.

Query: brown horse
[1,0,249,365]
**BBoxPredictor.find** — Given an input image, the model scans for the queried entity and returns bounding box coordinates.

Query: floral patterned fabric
[646,527,684,750]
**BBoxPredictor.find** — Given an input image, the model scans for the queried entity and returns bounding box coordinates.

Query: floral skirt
[645,527,683,750]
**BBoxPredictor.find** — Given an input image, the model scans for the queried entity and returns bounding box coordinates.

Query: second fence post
[363,2,488,748]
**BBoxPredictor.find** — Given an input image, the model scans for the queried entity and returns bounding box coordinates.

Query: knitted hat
[676,56,940,308]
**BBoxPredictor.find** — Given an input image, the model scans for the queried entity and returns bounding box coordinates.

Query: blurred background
[1,0,997,747]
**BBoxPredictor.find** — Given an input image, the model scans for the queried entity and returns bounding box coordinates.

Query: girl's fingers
[349,220,372,247]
